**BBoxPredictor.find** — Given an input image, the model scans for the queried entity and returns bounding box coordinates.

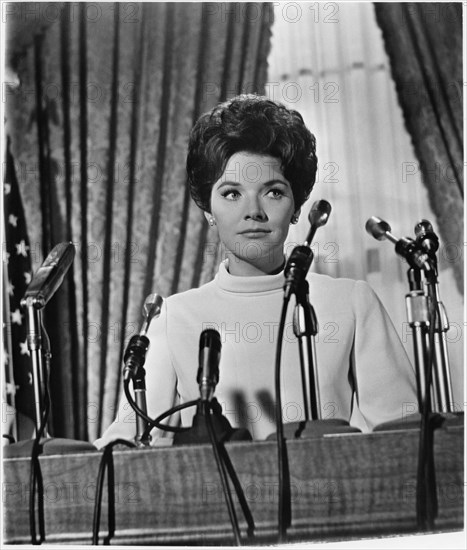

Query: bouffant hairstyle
[186,94,318,213]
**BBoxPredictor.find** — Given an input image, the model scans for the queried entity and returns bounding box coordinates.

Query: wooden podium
[3,421,463,545]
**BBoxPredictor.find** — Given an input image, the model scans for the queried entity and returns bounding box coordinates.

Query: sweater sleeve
[93,301,178,449]
[350,280,418,430]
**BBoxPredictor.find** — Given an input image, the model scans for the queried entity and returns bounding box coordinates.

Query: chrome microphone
[123,293,164,381]
[366,216,433,271]
[140,294,164,337]
[304,200,332,246]
[124,293,164,446]
[22,242,75,308]
[284,200,332,298]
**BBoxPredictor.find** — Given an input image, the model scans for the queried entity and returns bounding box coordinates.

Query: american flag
[3,137,35,439]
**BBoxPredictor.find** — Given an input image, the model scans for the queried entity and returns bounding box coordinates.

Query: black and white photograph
[1,1,464,548]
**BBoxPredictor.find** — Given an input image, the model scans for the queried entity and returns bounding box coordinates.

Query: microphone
[123,293,164,446]
[21,242,75,308]
[304,200,332,246]
[173,328,252,445]
[123,293,164,381]
[414,219,439,257]
[197,329,221,402]
[365,216,433,271]
[284,200,332,298]
[139,293,164,337]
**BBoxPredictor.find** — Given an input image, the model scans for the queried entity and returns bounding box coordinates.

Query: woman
[95,95,417,448]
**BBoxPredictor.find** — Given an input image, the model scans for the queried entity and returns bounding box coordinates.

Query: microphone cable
[29,385,49,545]
[274,295,292,543]
[92,438,136,545]
[142,398,255,545]
[273,200,331,542]
[29,323,51,545]
[204,400,241,545]
[123,378,193,434]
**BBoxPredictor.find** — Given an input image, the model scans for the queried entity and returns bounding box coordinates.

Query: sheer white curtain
[267,2,463,406]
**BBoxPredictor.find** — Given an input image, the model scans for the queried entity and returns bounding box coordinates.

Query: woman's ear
[204,211,216,226]
[291,208,301,224]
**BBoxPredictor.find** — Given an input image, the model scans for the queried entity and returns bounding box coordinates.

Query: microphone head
[142,293,163,321]
[197,329,221,400]
[199,328,222,354]
[414,219,434,236]
[414,219,438,254]
[308,200,332,228]
[23,242,75,307]
[365,216,391,241]
[138,293,164,336]
[46,242,76,266]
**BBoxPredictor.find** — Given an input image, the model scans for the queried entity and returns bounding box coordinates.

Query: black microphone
[284,200,332,298]
[123,293,164,446]
[21,242,75,308]
[197,329,221,402]
[366,216,433,271]
[414,219,439,257]
[173,328,252,445]
[123,293,164,381]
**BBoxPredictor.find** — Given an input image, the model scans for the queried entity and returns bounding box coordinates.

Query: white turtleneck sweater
[94,262,417,448]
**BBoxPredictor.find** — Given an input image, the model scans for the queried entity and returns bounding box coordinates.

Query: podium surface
[3,422,463,545]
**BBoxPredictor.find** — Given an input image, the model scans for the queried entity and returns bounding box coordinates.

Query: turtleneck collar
[215,260,285,294]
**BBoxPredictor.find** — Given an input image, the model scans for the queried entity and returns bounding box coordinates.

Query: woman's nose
[244,197,267,221]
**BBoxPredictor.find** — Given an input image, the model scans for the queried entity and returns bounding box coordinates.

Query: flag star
[19,340,30,356]
[16,240,29,257]
[4,182,11,194]
[8,214,18,227]
[11,309,22,325]
[7,281,14,296]
[24,271,32,284]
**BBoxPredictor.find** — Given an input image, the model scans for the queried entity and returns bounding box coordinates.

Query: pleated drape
[374,2,463,292]
[266,2,464,409]
[5,2,273,441]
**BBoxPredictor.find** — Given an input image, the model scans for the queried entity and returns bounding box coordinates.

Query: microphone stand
[123,334,151,446]
[403,258,454,416]
[423,269,454,413]
[365,216,453,530]
[121,293,164,447]
[22,296,48,435]
[9,244,96,546]
[293,279,320,421]
[405,268,432,413]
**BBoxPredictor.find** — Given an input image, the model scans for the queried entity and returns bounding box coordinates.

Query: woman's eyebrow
[216,179,289,189]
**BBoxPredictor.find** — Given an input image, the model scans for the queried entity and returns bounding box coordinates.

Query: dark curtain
[374,2,463,292]
[5,2,274,442]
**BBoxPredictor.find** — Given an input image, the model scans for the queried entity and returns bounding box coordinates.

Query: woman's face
[207,152,299,276]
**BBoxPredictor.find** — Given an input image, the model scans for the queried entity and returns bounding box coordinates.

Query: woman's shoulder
[165,278,218,307]
[307,271,358,290]
[307,272,377,304]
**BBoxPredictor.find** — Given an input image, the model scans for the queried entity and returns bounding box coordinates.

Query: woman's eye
[221,189,241,200]
[268,188,284,198]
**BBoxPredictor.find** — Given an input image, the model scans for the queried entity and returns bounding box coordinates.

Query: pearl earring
[291,215,299,225]
[208,217,216,226]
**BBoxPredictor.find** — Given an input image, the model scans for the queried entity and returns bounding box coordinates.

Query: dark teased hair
[186,94,318,213]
